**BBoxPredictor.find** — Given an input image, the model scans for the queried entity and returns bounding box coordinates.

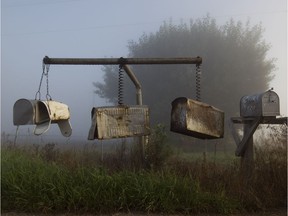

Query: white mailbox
[13,99,72,137]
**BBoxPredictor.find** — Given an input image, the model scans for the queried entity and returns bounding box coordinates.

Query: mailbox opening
[36,101,50,124]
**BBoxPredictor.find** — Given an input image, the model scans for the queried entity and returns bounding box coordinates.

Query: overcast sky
[1,0,287,142]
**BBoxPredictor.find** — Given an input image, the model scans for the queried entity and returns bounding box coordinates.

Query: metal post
[122,65,142,105]
[122,64,146,163]
[43,56,202,65]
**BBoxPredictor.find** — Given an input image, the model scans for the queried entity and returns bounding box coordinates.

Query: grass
[1,125,287,214]
[1,147,236,214]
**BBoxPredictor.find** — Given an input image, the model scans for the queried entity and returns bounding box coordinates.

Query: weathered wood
[235,117,262,156]
[230,115,287,182]
[231,116,287,124]
[241,123,255,183]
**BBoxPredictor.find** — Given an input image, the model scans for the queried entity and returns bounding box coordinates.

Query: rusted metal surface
[88,105,150,140]
[43,56,202,65]
[13,99,72,137]
[170,97,224,139]
[240,90,280,117]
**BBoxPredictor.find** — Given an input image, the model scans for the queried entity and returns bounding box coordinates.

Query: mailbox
[240,90,280,117]
[170,97,224,139]
[88,105,150,140]
[13,99,72,137]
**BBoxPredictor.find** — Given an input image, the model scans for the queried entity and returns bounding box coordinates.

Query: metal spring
[118,65,124,105]
[195,64,201,101]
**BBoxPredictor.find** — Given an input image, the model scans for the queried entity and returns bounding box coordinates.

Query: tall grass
[1,147,236,214]
[1,125,287,214]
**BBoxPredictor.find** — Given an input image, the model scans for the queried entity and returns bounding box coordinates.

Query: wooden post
[241,123,254,183]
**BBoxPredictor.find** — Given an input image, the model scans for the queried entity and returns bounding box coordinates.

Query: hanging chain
[118,64,124,105]
[195,63,201,101]
[35,62,52,100]
[45,64,52,100]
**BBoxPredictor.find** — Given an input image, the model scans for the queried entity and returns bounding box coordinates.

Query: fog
[1,0,287,143]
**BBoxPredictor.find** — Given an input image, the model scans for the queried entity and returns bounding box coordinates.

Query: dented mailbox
[13,99,72,137]
[240,90,280,117]
[88,105,150,140]
[170,97,224,139]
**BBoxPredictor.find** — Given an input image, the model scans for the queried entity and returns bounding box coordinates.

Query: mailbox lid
[89,105,150,140]
[240,90,280,117]
[171,97,224,139]
[13,99,38,125]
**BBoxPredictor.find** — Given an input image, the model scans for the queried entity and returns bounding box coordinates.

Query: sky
[1,0,287,143]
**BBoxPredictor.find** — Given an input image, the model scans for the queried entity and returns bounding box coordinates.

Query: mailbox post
[230,89,287,181]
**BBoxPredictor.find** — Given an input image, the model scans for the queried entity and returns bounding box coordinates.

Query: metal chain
[45,64,52,100]
[35,63,52,100]
[35,63,45,100]
[195,64,201,101]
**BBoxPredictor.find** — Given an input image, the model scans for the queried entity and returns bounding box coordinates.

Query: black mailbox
[240,90,280,117]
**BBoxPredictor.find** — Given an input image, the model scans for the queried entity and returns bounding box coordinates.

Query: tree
[94,16,275,147]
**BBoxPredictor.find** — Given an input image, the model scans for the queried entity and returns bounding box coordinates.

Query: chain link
[45,64,52,100]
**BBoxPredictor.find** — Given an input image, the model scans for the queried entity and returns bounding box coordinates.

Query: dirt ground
[2,209,287,216]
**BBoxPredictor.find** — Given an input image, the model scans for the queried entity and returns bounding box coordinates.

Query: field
[1,126,287,215]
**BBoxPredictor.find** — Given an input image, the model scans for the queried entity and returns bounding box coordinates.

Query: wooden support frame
[230,116,287,181]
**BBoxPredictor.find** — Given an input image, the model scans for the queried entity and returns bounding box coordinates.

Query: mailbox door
[261,91,280,116]
[13,99,38,125]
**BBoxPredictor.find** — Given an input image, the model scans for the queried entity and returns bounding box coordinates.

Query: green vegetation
[1,132,287,214]
[1,148,235,214]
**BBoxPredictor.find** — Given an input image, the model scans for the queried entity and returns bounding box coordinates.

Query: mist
[1,0,287,144]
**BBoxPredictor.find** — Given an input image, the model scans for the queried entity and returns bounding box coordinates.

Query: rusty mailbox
[88,105,150,140]
[13,99,72,137]
[171,97,224,139]
[240,90,280,117]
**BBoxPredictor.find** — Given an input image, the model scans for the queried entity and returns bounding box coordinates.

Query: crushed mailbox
[13,99,72,137]
[170,97,224,139]
[240,90,280,117]
[88,105,150,140]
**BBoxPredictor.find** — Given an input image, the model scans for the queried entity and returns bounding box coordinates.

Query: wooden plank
[231,116,287,125]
